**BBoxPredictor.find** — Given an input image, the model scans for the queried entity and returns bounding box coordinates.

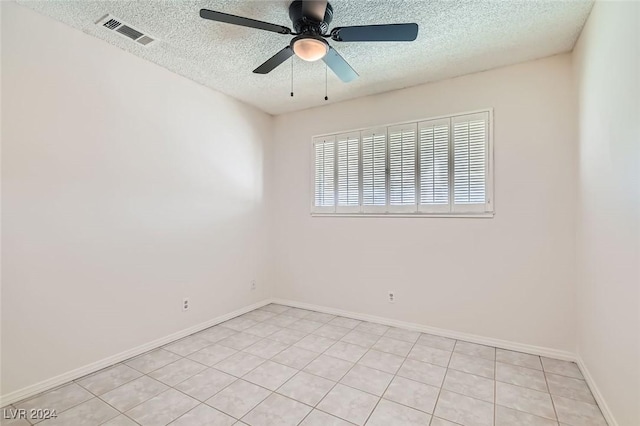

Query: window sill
[310,212,495,218]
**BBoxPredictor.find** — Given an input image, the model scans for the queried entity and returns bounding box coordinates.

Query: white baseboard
[273,298,576,361]
[576,356,618,426]
[0,298,273,407]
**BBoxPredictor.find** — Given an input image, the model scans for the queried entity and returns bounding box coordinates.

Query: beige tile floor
[2,304,608,426]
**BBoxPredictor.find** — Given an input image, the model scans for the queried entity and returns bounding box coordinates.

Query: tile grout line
[312,323,426,423]
[416,351,594,405]
[317,330,447,423]
[293,319,379,425]
[205,379,272,422]
[362,329,424,426]
[542,363,561,425]
[182,318,335,422]
[428,338,458,426]
[89,348,210,421]
[200,310,359,424]
[16,387,99,425]
[78,381,145,425]
[101,408,143,426]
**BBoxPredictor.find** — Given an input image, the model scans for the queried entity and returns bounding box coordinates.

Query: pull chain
[290,59,294,97]
[288,60,328,100]
[324,64,328,101]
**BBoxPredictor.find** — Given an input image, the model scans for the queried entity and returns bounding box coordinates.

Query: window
[311,110,493,216]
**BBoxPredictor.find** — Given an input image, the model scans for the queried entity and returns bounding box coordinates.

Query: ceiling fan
[200,0,419,83]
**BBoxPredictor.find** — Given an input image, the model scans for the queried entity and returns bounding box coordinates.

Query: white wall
[573,2,640,425]
[272,54,578,352]
[1,2,272,397]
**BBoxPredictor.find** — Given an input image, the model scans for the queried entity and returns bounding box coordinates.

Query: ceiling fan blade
[302,0,328,22]
[331,23,418,42]
[322,47,358,83]
[200,9,291,35]
[253,46,295,74]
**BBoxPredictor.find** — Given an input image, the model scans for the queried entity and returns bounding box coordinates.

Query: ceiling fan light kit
[291,35,329,62]
[200,0,418,84]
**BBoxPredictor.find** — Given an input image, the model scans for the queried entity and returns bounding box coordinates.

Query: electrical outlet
[388,291,395,303]
[250,280,256,291]
[182,297,190,312]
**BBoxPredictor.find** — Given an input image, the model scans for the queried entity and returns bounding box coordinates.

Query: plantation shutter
[361,128,387,213]
[311,109,492,216]
[418,118,450,213]
[388,123,417,212]
[336,132,360,212]
[452,112,489,212]
[313,136,336,213]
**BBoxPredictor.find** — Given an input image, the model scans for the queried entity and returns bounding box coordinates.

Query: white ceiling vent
[95,14,156,47]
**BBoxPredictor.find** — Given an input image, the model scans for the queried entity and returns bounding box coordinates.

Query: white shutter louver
[313,136,336,213]
[361,128,387,213]
[311,109,492,216]
[336,132,360,212]
[419,118,450,213]
[388,124,417,212]
[453,112,489,212]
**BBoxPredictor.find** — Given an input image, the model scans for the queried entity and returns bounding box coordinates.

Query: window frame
[309,108,494,218]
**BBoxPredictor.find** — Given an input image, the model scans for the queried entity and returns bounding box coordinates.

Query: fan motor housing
[289,0,333,35]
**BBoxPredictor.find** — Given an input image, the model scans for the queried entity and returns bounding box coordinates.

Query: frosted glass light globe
[292,37,329,62]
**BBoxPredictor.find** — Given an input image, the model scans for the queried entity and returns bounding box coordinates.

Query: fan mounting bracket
[289,0,333,35]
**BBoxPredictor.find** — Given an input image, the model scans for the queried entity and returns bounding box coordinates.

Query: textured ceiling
[17,0,593,115]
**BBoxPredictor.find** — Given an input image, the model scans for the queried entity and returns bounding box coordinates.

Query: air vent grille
[95,14,156,47]
[103,18,121,30]
[116,25,144,40]
[137,35,155,46]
